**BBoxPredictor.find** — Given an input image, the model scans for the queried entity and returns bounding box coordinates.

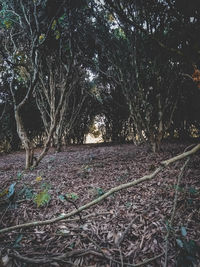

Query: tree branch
[0,143,199,235]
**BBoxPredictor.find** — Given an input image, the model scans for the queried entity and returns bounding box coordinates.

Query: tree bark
[15,109,34,169]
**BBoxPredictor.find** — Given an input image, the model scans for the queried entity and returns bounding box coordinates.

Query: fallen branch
[64,211,112,222]
[84,232,163,267]
[0,167,163,234]
[161,144,200,166]
[10,249,104,264]
[0,143,199,235]
[10,249,164,267]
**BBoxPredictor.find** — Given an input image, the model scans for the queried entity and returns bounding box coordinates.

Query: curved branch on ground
[0,143,199,235]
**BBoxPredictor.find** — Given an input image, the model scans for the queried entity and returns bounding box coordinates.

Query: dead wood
[0,143,199,235]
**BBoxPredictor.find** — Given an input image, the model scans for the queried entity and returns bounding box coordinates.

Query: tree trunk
[15,109,34,169]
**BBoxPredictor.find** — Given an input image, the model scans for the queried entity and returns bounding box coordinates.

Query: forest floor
[0,141,200,267]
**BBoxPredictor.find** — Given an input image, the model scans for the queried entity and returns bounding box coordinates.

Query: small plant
[34,190,51,207]
[66,192,79,200]
[188,187,198,195]
[41,182,51,190]
[35,176,42,182]
[172,185,184,192]
[33,181,51,207]
[17,171,23,180]
[29,166,35,171]
[176,226,200,267]
[18,186,33,200]
[24,187,34,200]
[80,164,93,178]
[7,182,16,200]
[125,202,132,208]
[13,234,23,248]
[58,192,79,202]
[96,187,105,197]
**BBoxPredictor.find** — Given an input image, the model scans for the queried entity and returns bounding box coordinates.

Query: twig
[85,233,163,267]
[64,211,112,222]
[164,157,191,267]
[117,216,139,246]
[0,143,199,234]
[118,246,124,267]
[65,197,84,224]
[10,244,164,267]
[131,252,164,267]
[0,203,11,224]
[0,167,163,234]
[161,144,200,166]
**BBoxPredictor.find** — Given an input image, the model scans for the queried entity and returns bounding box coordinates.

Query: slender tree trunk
[15,109,34,169]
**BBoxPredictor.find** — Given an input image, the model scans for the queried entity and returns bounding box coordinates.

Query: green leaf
[13,234,23,248]
[184,240,197,255]
[7,182,16,199]
[66,193,79,200]
[181,226,187,237]
[96,187,105,197]
[41,183,51,190]
[58,195,65,202]
[34,190,51,207]
[24,188,34,200]
[17,172,23,180]
[3,19,12,29]
[188,187,198,195]
[176,239,184,248]
[55,30,60,40]
[51,19,57,30]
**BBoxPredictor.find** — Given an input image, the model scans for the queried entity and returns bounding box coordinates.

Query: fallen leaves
[0,142,199,266]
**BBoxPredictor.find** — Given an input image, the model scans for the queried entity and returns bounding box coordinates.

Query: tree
[0,0,96,167]
[94,0,200,150]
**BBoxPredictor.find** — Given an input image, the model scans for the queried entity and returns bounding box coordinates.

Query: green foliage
[96,187,105,197]
[58,14,68,27]
[65,192,79,200]
[34,190,51,207]
[3,19,12,29]
[13,234,23,248]
[176,226,200,267]
[181,226,187,237]
[54,30,60,40]
[39,34,45,43]
[41,182,51,190]
[18,186,34,200]
[188,187,198,195]
[58,194,65,202]
[7,182,16,199]
[125,202,132,208]
[33,180,51,207]
[24,188,34,200]
[0,187,9,198]
[80,164,93,178]
[114,27,126,40]
[58,193,79,201]
[172,185,184,192]
[17,171,23,180]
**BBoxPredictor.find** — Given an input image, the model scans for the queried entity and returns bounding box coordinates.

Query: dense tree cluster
[0,0,200,166]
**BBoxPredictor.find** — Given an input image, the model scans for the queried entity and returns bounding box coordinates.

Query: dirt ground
[0,141,200,267]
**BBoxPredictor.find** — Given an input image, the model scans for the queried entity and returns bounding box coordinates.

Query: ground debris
[0,142,200,266]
